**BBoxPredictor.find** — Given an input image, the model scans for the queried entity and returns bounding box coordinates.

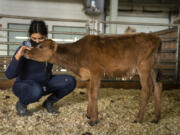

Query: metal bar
[0,28,27,32]
[117,3,180,8]
[99,20,175,27]
[0,14,87,23]
[0,28,86,35]
[7,27,10,56]
[0,49,16,51]
[49,31,86,35]
[97,21,100,34]
[0,55,11,57]
[0,13,177,28]
[175,27,180,81]
[0,42,20,45]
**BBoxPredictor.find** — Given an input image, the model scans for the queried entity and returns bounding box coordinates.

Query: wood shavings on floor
[0,88,179,135]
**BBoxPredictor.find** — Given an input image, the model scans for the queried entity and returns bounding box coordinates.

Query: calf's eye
[39,45,43,49]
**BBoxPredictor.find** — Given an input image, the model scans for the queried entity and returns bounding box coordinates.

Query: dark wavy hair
[28,20,48,37]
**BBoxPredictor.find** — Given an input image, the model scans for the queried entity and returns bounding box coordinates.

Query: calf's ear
[50,41,58,51]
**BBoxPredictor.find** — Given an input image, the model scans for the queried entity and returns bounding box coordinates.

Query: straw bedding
[0,88,179,135]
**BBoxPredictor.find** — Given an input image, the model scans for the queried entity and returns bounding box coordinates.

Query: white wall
[106,12,170,34]
[0,0,94,30]
[0,0,89,20]
[0,0,96,55]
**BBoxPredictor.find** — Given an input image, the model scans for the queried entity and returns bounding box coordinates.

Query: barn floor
[0,88,179,135]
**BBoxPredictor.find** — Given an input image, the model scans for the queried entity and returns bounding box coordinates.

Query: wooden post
[175,26,180,81]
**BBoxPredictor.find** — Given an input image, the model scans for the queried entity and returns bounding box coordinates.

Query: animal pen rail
[0,16,180,90]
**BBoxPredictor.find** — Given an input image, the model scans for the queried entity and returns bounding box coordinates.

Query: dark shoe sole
[16,101,32,116]
[17,111,32,117]
[42,102,59,114]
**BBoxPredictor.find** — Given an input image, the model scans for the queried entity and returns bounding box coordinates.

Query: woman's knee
[30,86,43,101]
[57,76,76,94]
[64,75,76,92]
[13,80,43,104]
[49,75,76,90]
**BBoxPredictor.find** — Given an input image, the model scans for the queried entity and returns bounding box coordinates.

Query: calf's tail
[155,40,162,82]
[156,69,162,82]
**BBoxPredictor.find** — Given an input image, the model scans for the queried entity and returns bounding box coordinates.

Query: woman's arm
[5,43,32,79]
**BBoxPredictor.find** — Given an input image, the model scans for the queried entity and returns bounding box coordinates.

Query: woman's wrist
[15,53,21,61]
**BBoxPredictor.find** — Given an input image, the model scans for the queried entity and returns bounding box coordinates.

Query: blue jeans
[13,75,76,105]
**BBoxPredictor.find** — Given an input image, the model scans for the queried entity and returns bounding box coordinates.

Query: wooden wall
[154,27,177,81]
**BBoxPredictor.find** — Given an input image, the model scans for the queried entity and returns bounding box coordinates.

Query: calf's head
[24,39,57,62]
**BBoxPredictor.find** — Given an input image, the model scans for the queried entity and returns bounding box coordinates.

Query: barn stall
[0,0,180,135]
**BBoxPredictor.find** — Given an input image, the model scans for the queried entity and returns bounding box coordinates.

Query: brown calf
[24,33,162,126]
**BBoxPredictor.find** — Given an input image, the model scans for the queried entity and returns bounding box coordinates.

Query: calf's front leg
[87,75,101,126]
[86,81,92,119]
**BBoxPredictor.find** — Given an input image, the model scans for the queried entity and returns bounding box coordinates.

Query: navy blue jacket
[5,40,53,85]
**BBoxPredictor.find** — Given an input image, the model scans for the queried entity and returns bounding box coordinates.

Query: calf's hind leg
[134,64,153,123]
[151,69,162,123]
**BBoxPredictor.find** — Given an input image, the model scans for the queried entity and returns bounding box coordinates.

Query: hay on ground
[0,88,179,135]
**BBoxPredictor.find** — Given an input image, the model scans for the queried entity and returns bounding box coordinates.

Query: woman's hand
[15,46,32,61]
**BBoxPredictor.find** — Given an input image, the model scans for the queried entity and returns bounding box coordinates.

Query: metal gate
[0,15,180,85]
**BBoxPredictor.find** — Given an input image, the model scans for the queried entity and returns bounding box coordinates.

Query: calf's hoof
[86,115,91,119]
[151,119,159,124]
[82,132,92,135]
[133,120,137,123]
[88,120,98,126]
[133,119,142,123]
